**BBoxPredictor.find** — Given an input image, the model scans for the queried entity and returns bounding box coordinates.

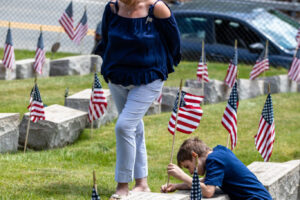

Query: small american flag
[168,91,203,135]
[91,187,100,200]
[27,84,45,123]
[73,10,88,45]
[33,31,46,74]
[88,73,107,122]
[190,169,202,200]
[197,51,209,83]
[250,46,269,80]
[224,48,238,88]
[255,94,275,162]
[2,28,15,70]
[288,49,300,83]
[221,82,239,150]
[296,27,300,43]
[59,1,74,40]
[156,90,163,104]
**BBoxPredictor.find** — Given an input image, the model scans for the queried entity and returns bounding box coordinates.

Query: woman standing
[94,0,181,198]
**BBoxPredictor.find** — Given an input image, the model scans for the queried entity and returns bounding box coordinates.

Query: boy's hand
[161,183,177,193]
[167,163,186,180]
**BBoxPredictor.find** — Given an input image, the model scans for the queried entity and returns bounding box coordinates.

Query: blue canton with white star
[228,82,238,111]
[262,94,274,124]
[93,73,102,89]
[231,48,238,66]
[190,169,202,200]
[33,84,43,103]
[173,91,187,113]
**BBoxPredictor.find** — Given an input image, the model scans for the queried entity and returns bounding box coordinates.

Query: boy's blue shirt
[204,145,272,200]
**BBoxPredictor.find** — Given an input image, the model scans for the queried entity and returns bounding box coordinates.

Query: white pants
[108,79,164,183]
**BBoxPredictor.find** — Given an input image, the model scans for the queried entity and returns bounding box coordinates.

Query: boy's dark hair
[177,137,211,168]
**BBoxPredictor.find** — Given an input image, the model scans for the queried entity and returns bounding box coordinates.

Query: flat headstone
[260,75,291,94]
[145,101,161,116]
[124,189,229,200]
[18,104,87,150]
[64,89,118,128]
[237,78,264,100]
[161,86,203,112]
[0,113,20,153]
[50,55,102,76]
[0,61,16,80]
[248,160,300,200]
[16,58,50,79]
[184,79,230,104]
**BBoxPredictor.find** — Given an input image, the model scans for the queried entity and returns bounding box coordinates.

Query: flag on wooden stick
[73,10,88,45]
[27,84,45,123]
[59,1,74,40]
[33,31,46,74]
[88,73,107,122]
[91,187,100,200]
[254,93,275,162]
[221,82,239,150]
[2,27,15,69]
[190,152,202,200]
[288,48,300,83]
[224,48,238,88]
[168,91,203,135]
[197,49,209,83]
[250,43,269,80]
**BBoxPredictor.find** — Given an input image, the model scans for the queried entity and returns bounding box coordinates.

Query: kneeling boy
[161,137,272,199]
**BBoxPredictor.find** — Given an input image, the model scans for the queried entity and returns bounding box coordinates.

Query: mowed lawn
[0,60,299,199]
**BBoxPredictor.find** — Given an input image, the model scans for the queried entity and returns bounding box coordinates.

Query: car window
[214,18,261,50]
[176,16,208,41]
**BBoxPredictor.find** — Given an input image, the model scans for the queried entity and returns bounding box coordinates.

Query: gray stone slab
[248,160,300,200]
[64,89,118,128]
[0,61,16,80]
[161,86,203,112]
[261,75,291,94]
[18,104,87,150]
[0,113,20,153]
[184,79,230,104]
[237,78,264,100]
[16,58,50,79]
[50,55,102,76]
[124,189,229,200]
[145,101,161,116]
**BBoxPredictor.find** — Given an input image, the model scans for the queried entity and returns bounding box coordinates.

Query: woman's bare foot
[115,183,129,196]
[132,177,151,192]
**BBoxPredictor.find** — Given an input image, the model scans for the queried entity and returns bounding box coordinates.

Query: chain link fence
[0,0,299,67]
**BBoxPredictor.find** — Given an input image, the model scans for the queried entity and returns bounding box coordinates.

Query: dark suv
[172,1,299,69]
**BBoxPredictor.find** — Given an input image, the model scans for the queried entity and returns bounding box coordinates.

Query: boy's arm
[167,163,192,187]
[200,183,216,198]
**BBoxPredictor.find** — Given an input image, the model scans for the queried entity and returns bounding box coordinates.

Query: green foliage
[0,61,298,199]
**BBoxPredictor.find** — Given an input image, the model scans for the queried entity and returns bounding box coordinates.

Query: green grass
[0,48,77,60]
[0,61,298,199]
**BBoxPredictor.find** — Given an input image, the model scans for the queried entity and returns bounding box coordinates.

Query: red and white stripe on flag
[197,62,209,82]
[224,62,237,88]
[254,117,275,162]
[288,57,300,83]
[250,58,269,80]
[59,12,74,40]
[221,82,238,150]
[168,93,204,135]
[296,27,300,43]
[29,101,45,123]
[88,88,108,122]
[156,91,163,104]
[73,23,88,45]
[2,44,15,69]
[34,48,46,74]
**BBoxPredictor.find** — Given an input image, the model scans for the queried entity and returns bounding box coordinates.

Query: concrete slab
[248,160,300,200]
[16,58,50,79]
[0,61,16,80]
[237,78,264,100]
[0,113,20,153]
[18,104,87,150]
[50,55,102,76]
[65,89,118,128]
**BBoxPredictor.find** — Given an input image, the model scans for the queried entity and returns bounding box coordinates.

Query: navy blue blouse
[94,0,181,86]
